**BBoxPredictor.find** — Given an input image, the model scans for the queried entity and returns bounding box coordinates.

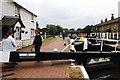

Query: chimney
[105,18,107,22]
[101,19,103,23]
[111,14,114,20]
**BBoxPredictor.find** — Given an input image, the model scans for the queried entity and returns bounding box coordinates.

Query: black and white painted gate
[9,51,120,65]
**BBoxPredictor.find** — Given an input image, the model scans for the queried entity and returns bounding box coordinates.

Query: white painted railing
[16,38,34,49]
[90,32,119,40]
[61,37,77,52]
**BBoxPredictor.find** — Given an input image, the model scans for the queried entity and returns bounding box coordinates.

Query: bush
[45,37,54,40]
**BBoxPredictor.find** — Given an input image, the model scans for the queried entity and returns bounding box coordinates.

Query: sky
[14,0,120,29]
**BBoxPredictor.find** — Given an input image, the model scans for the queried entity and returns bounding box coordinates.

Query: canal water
[87,58,120,79]
[73,37,120,79]
[89,65,120,79]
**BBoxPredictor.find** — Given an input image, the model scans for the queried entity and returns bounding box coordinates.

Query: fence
[91,32,120,40]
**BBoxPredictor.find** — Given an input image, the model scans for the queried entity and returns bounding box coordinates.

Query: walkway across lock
[9,51,120,65]
[1,51,120,78]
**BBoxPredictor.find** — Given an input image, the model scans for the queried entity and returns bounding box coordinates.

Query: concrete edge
[72,65,89,79]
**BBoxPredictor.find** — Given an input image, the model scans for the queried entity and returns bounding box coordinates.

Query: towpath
[2,37,72,78]
[17,37,70,52]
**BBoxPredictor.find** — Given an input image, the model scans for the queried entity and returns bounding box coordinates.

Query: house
[92,14,120,39]
[98,15,120,33]
[0,0,37,50]
[91,1,120,40]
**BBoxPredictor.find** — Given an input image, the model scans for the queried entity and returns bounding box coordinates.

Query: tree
[47,24,57,37]
[77,28,82,31]
[81,25,93,34]
[36,22,39,29]
[46,24,49,29]
[76,28,82,35]
[56,25,63,35]
[63,28,68,31]
[46,24,69,37]
[69,28,75,32]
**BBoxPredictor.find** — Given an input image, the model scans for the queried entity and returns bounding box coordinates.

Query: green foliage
[77,28,82,31]
[47,24,57,37]
[63,28,69,32]
[45,37,54,40]
[46,24,49,29]
[56,25,63,35]
[80,25,93,34]
[63,28,68,31]
[36,22,39,29]
[69,28,75,32]
[38,28,47,35]
[57,35,62,38]
[46,24,64,37]
[37,23,94,37]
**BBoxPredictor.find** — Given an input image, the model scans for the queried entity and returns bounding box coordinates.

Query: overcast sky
[14,0,120,29]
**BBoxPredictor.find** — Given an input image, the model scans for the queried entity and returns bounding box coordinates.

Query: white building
[0,0,37,50]
[118,1,120,17]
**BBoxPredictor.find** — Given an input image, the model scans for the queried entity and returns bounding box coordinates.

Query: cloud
[14,0,120,29]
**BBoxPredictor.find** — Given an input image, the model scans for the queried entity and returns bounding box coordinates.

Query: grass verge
[44,37,55,40]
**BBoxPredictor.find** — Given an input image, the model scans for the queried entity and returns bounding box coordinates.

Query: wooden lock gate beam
[9,51,120,65]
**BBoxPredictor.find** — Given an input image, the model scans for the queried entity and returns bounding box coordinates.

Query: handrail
[16,40,22,47]
[61,37,77,52]
[100,38,104,53]
[114,40,119,53]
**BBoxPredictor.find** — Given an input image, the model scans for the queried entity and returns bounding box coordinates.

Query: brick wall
[99,23,119,33]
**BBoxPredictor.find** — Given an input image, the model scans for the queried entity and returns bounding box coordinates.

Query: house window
[107,25,110,30]
[96,27,97,30]
[101,27,104,31]
[15,27,20,39]
[31,14,34,22]
[31,29,34,37]
[114,24,117,30]
[15,6,20,16]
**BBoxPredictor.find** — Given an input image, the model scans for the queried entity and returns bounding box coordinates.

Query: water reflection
[89,65,120,79]
[92,75,110,80]
[87,58,120,79]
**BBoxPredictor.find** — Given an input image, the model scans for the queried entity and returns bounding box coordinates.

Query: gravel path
[17,37,70,52]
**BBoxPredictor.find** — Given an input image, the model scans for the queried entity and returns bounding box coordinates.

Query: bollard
[64,42,66,46]
[54,48,58,52]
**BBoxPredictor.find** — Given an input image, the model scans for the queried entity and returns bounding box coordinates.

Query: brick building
[96,14,120,33]
[91,14,120,39]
